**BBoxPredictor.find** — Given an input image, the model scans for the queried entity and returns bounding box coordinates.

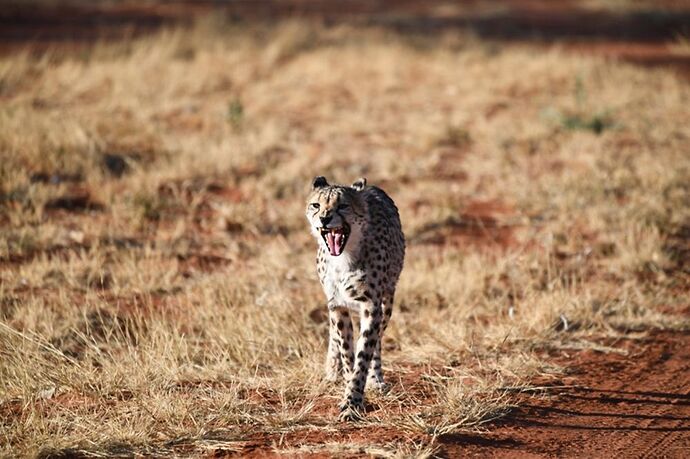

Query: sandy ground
[454,330,690,458]
[214,331,690,457]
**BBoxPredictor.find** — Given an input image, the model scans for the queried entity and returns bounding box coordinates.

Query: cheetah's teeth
[320,225,350,257]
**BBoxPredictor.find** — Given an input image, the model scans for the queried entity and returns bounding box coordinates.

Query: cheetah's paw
[338,403,364,422]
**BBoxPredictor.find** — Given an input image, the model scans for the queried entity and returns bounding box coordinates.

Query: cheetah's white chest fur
[321,250,363,312]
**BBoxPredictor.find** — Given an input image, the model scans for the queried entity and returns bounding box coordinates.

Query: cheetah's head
[306,176,367,257]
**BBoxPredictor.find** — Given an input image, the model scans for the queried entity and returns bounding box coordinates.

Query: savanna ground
[1,1,690,457]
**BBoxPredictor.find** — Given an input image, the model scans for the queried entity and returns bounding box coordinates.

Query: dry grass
[1,16,689,458]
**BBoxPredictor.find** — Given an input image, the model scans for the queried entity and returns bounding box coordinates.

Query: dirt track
[225,330,690,457]
[453,331,690,458]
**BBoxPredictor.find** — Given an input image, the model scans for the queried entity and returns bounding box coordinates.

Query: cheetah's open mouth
[320,224,350,257]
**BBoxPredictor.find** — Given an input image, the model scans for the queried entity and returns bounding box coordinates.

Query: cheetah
[305,176,405,421]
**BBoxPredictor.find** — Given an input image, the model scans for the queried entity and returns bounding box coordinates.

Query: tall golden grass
[1,17,689,457]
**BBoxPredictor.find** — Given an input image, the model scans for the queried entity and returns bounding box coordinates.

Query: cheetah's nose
[320,215,332,226]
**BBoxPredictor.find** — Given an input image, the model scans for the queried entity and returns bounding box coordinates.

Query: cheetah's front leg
[325,319,341,382]
[326,308,354,382]
[339,301,381,421]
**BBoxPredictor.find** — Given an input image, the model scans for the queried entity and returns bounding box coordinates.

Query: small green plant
[560,112,613,134]
[227,98,244,128]
[545,76,616,135]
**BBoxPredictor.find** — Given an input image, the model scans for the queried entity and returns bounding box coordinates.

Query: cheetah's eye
[310,203,320,210]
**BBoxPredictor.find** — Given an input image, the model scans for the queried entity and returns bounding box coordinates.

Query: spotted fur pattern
[305,176,405,421]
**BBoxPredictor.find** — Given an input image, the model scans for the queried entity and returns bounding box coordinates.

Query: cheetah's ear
[312,176,329,189]
[351,177,367,191]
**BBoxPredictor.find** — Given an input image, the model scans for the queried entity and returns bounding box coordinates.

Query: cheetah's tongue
[326,231,344,256]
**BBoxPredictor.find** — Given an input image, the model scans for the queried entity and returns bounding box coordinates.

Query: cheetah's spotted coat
[305,176,405,421]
